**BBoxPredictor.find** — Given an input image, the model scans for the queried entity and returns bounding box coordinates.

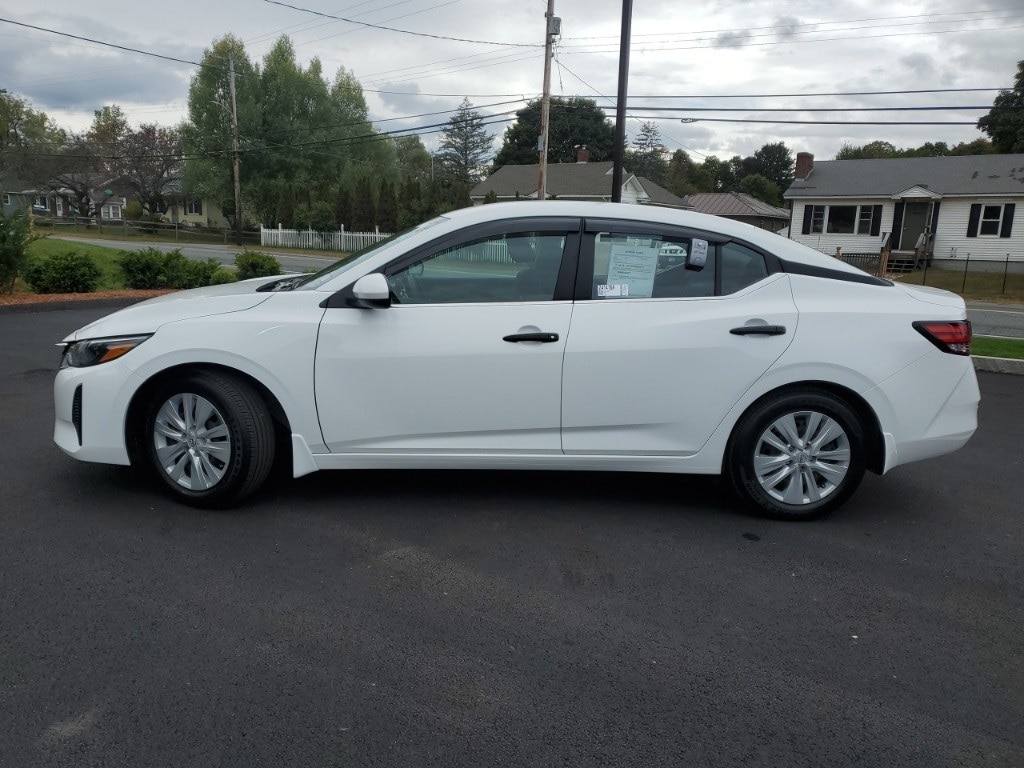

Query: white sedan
[53,201,979,520]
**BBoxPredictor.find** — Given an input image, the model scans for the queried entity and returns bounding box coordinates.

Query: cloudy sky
[0,0,1019,163]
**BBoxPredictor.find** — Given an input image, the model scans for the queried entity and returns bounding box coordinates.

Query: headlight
[59,334,153,368]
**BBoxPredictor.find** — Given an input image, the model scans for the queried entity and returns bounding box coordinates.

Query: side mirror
[349,273,391,308]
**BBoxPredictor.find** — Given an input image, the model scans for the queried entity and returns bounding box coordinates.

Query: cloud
[711,31,753,49]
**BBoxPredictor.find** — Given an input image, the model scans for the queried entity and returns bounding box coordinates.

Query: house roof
[785,153,1024,199]
[471,161,691,208]
[685,191,789,219]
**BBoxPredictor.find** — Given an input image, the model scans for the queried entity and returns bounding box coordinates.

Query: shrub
[235,250,281,280]
[120,248,225,289]
[119,247,167,289]
[209,268,238,285]
[124,200,145,220]
[23,251,101,293]
[0,208,32,293]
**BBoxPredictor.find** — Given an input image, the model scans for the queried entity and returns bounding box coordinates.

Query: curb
[0,297,148,315]
[972,356,1024,376]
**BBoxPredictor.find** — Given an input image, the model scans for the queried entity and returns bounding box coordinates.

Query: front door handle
[730,325,786,336]
[503,332,560,343]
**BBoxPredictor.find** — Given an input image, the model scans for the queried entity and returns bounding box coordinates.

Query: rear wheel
[144,371,275,508]
[726,390,866,520]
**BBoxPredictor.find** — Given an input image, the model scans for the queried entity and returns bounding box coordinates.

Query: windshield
[295,216,448,291]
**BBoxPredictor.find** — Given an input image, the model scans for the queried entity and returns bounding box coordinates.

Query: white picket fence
[260,225,392,252]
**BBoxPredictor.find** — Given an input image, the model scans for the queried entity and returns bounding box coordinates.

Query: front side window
[387,232,566,304]
[186,200,203,215]
[590,232,715,299]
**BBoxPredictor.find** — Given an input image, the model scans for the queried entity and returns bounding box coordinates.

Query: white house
[783,152,1023,269]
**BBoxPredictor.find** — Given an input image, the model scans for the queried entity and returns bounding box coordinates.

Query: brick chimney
[575,145,589,164]
[794,152,814,180]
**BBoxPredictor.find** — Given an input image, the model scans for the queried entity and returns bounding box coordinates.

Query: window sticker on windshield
[606,238,658,297]
[597,283,628,297]
[690,238,709,268]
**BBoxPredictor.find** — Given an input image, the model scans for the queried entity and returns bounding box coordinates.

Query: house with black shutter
[783,152,1022,270]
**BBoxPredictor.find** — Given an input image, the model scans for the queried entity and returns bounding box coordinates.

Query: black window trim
[576,217,785,300]
[322,216,584,309]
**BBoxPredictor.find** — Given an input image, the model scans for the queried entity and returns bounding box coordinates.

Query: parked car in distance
[53,201,979,520]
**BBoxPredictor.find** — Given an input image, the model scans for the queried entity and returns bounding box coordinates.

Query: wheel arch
[727,380,886,475]
[125,363,293,469]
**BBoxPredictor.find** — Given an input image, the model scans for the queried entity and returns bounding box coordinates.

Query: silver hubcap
[153,393,231,491]
[753,410,851,506]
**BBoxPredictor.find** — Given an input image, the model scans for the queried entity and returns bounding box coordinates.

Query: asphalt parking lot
[2,306,1022,767]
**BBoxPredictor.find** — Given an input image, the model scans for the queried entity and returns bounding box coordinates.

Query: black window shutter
[967,203,981,237]
[1000,203,1015,238]
[801,205,813,235]
[870,205,882,236]
[930,201,940,234]
[891,202,905,249]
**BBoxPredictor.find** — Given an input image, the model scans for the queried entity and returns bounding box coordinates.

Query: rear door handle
[503,332,560,343]
[730,325,786,336]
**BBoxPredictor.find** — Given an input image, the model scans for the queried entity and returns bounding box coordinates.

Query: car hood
[891,281,967,310]
[63,277,282,341]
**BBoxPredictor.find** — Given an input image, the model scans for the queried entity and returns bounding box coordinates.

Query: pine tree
[437,99,494,185]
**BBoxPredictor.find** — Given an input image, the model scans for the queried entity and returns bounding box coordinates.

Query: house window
[186,200,203,216]
[33,195,48,208]
[968,202,1015,238]
[826,205,857,233]
[980,205,1003,236]
[804,204,881,236]
[56,199,63,216]
[102,205,122,220]
[858,206,875,234]
[809,205,825,233]
[2,193,9,206]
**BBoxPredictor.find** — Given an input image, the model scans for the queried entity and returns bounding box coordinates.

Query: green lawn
[25,237,130,291]
[971,336,1024,360]
[897,267,1024,304]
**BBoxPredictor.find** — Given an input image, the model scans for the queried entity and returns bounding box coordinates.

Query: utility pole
[537,0,559,201]
[611,0,632,203]
[228,54,243,246]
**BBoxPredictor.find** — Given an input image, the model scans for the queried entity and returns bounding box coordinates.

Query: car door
[315,219,580,454]
[561,219,798,455]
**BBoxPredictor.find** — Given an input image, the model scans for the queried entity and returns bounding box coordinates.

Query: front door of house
[900,201,932,250]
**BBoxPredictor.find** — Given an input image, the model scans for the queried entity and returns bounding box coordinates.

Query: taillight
[913,320,972,356]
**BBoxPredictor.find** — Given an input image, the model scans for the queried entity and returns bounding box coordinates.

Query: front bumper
[53,362,142,466]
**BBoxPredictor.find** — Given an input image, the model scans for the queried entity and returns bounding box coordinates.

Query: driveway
[1,306,1022,767]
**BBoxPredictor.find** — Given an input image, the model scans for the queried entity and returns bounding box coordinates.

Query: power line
[0,16,201,67]
[260,0,540,48]
[676,118,980,126]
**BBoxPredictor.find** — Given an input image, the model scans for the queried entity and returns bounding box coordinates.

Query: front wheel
[726,390,866,521]
[144,371,275,508]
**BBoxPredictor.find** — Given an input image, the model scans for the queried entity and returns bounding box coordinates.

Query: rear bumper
[873,352,980,473]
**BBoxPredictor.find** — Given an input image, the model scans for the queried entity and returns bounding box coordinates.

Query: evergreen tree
[437,99,494,185]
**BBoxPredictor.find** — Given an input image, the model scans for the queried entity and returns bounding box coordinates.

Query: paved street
[1,307,1022,767]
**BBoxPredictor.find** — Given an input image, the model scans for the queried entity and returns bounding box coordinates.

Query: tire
[144,371,275,508]
[726,390,866,521]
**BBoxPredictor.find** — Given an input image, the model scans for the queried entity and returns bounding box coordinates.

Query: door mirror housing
[349,273,391,308]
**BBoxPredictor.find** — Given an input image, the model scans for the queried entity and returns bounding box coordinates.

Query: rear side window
[590,232,715,299]
[720,243,768,294]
